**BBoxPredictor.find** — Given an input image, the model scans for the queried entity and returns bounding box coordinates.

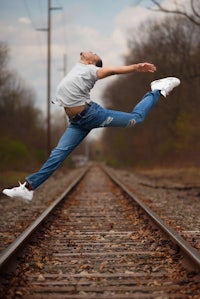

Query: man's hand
[136,63,156,73]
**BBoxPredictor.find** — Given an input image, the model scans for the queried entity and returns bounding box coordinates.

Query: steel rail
[0,166,89,272]
[103,166,200,270]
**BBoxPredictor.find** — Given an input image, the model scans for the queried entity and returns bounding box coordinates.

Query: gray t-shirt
[53,63,100,107]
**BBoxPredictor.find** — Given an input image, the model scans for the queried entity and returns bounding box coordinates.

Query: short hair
[96,59,103,68]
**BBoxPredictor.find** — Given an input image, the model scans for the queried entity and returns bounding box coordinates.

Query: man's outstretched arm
[96,62,156,79]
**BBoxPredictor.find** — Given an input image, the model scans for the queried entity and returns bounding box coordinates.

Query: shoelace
[18,181,26,189]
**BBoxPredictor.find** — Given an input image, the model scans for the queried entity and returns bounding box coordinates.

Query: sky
[0,0,183,117]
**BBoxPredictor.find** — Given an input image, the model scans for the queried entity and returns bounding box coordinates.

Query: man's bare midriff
[64,104,87,118]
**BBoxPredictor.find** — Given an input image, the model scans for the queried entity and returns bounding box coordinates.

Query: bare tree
[150,0,200,26]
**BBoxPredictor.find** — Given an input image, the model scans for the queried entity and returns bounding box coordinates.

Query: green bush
[0,136,30,170]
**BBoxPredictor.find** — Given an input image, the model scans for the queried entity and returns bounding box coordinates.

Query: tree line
[100,15,200,167]
[0,42,64,171]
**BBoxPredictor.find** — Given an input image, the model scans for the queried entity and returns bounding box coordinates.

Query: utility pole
[47,0,51,156]
[37,0,62,156]
[57,53,67,129]
[62,53,67,128]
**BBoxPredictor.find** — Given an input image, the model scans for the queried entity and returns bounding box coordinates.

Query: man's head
[80,51,103,67]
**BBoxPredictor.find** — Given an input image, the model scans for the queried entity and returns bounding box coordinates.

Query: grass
[133,167,200,186]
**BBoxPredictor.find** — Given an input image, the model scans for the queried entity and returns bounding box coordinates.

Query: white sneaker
[151,77,180,97]
[2,182,33,201]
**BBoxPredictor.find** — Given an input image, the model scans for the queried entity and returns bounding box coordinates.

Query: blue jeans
[27,90,160,189]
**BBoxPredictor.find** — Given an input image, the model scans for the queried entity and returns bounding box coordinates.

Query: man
[3,51,180,201]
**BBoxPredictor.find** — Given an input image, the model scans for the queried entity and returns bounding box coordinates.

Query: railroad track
[109,167,200,252]
[0,165,200,298]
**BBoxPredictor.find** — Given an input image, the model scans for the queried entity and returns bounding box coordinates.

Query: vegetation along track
[0,165,200,298]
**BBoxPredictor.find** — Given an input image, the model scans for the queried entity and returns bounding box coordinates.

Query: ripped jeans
[27,90,160,189]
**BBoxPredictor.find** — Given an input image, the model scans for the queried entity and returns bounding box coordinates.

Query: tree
[0,42,47,170]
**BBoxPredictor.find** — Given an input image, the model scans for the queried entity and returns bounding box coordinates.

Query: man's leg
[97,76,180,129]
[26,125,90,190]
[99,90,160,128]
[130,90,161,124]
[2,125,90,200]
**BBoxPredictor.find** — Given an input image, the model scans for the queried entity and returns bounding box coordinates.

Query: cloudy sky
[0,0,181,116]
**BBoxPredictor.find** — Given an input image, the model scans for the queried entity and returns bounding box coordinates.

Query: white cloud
[18,17,31,25]
[162,0,190,10]
[115,6,152,30]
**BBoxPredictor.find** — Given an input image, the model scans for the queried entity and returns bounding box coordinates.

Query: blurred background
[0,0,200,187]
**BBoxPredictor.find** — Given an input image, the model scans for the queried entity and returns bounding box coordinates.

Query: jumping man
[3,51,180,200]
